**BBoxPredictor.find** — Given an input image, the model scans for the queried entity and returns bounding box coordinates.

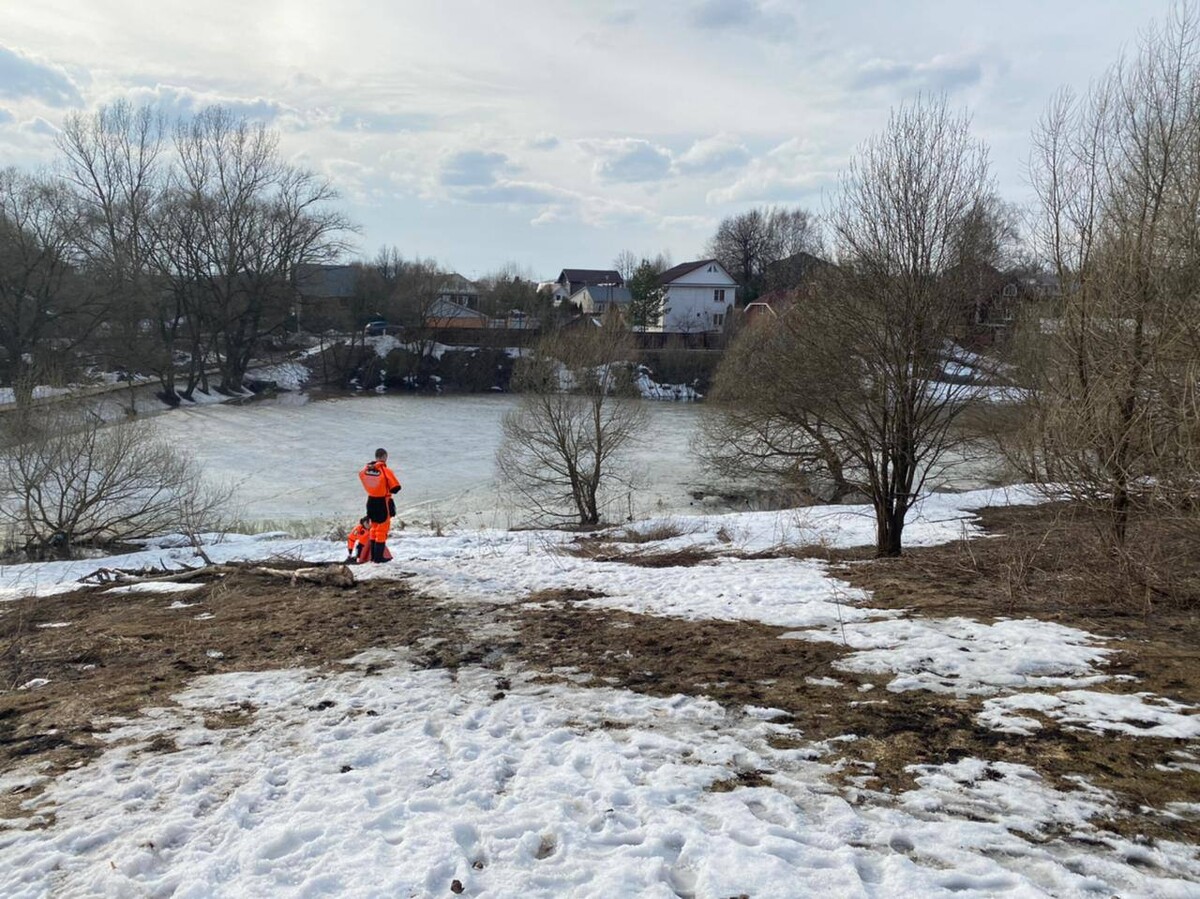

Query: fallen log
[249,565,356,588]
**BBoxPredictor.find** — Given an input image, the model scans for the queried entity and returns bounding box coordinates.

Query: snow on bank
[0,385,73,405]
[2,656,1196,898]
[246,361,311,391]
[634,368,700,401]
[0,486,1042,605]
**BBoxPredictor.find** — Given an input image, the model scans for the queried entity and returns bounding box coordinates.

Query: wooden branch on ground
[81,561,356,588]
[250,565,356,588]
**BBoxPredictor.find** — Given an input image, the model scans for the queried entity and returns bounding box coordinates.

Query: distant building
[572,284,632,316]
[295,263,359,329]
[425,296,488,329]
[554,268,624,306]
[437,273,480,310]
[763,252,834,293]
[654,260,737,333]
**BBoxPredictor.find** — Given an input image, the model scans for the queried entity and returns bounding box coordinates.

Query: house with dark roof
[554,268,624,305]
[654,260,737,333]
[437,273,481,310]
[763,252,833,293]
[295,263,360,330]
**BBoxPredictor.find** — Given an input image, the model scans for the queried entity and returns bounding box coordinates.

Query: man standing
[359,447,402,563]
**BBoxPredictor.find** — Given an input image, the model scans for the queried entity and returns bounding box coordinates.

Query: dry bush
[0,409,232,558]
[1022,6,1200,552]
[613,521,691,544]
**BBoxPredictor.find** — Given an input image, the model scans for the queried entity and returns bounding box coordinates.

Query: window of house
[713,313,724,327]
[714,289,725,303]
[707,264,715,272]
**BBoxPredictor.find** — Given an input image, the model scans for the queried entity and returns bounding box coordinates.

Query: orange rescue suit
[359,460,401,498]
[346,523,370,554]
[359,460,401,550]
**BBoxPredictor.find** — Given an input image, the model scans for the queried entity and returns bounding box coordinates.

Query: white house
[654,260,737,333]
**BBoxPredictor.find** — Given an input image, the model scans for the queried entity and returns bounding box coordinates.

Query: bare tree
[58,101,173,396]
[1021,4,1200,549]
[163,107,351,393]
[0,409,228,558]
[498,319,646,525]
[0,169,86,403]
[707,206,821,299]
[612,249,638,283]
[706,97,994,555]
[696,316,854,502]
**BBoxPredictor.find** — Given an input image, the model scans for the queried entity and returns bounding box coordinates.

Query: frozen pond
[143,392,1007,535]
[149,393,719,534]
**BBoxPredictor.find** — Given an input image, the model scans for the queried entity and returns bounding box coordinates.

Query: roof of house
[573,285,633,306]
[558,268,624,287]
[656,259,724,286]
[296,263,358,299]
[428,297,487,320]
[763,252,833,289]
[438,272,479,294]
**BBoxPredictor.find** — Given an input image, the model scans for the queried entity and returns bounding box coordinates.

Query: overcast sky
[0,0,1178,279]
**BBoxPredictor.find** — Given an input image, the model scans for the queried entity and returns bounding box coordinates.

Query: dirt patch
[505,579,1199,843]
[0,564,470,818]
[559,541,718,568]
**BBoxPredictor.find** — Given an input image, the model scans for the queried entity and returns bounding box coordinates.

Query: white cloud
[588,138,674,183]
[851,52,988,94]
[123,83,290,123]
[0,44,82,107]
[675,133,751,175]
[705,138,837,205]
[440,149,511,187]
[688,0,797,42]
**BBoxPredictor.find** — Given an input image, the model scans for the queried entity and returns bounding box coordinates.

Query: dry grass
[558,521,716,568]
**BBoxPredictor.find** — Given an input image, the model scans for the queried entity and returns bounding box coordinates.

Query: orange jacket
[347,523,370,552]
[359,460,401,498]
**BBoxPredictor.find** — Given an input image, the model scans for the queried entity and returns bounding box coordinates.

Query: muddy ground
[1,503,1197,848]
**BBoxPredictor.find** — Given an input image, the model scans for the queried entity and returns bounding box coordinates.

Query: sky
[0,0,1180,279]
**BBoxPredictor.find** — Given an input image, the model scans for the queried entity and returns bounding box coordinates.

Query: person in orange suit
[345,516,371,564]
[359,447,401,563]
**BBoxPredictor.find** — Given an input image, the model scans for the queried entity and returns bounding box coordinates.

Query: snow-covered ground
[1,488,1198,896]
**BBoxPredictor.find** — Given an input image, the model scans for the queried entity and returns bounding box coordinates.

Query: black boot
[370,540,388,563]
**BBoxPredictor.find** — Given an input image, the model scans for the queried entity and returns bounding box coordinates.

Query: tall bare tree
[1021,4,1200,548]
[0,169,85,403]
[707,97,994,555]
[706,206,821,299]
[163,107,350,393]
[58,101,173,394]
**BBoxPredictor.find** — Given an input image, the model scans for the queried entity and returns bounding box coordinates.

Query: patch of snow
[103,582,206,595]
[980,690,1200,739]
[788,617,1113,696]
[1,659,1196,897]
[246,362,311,391]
